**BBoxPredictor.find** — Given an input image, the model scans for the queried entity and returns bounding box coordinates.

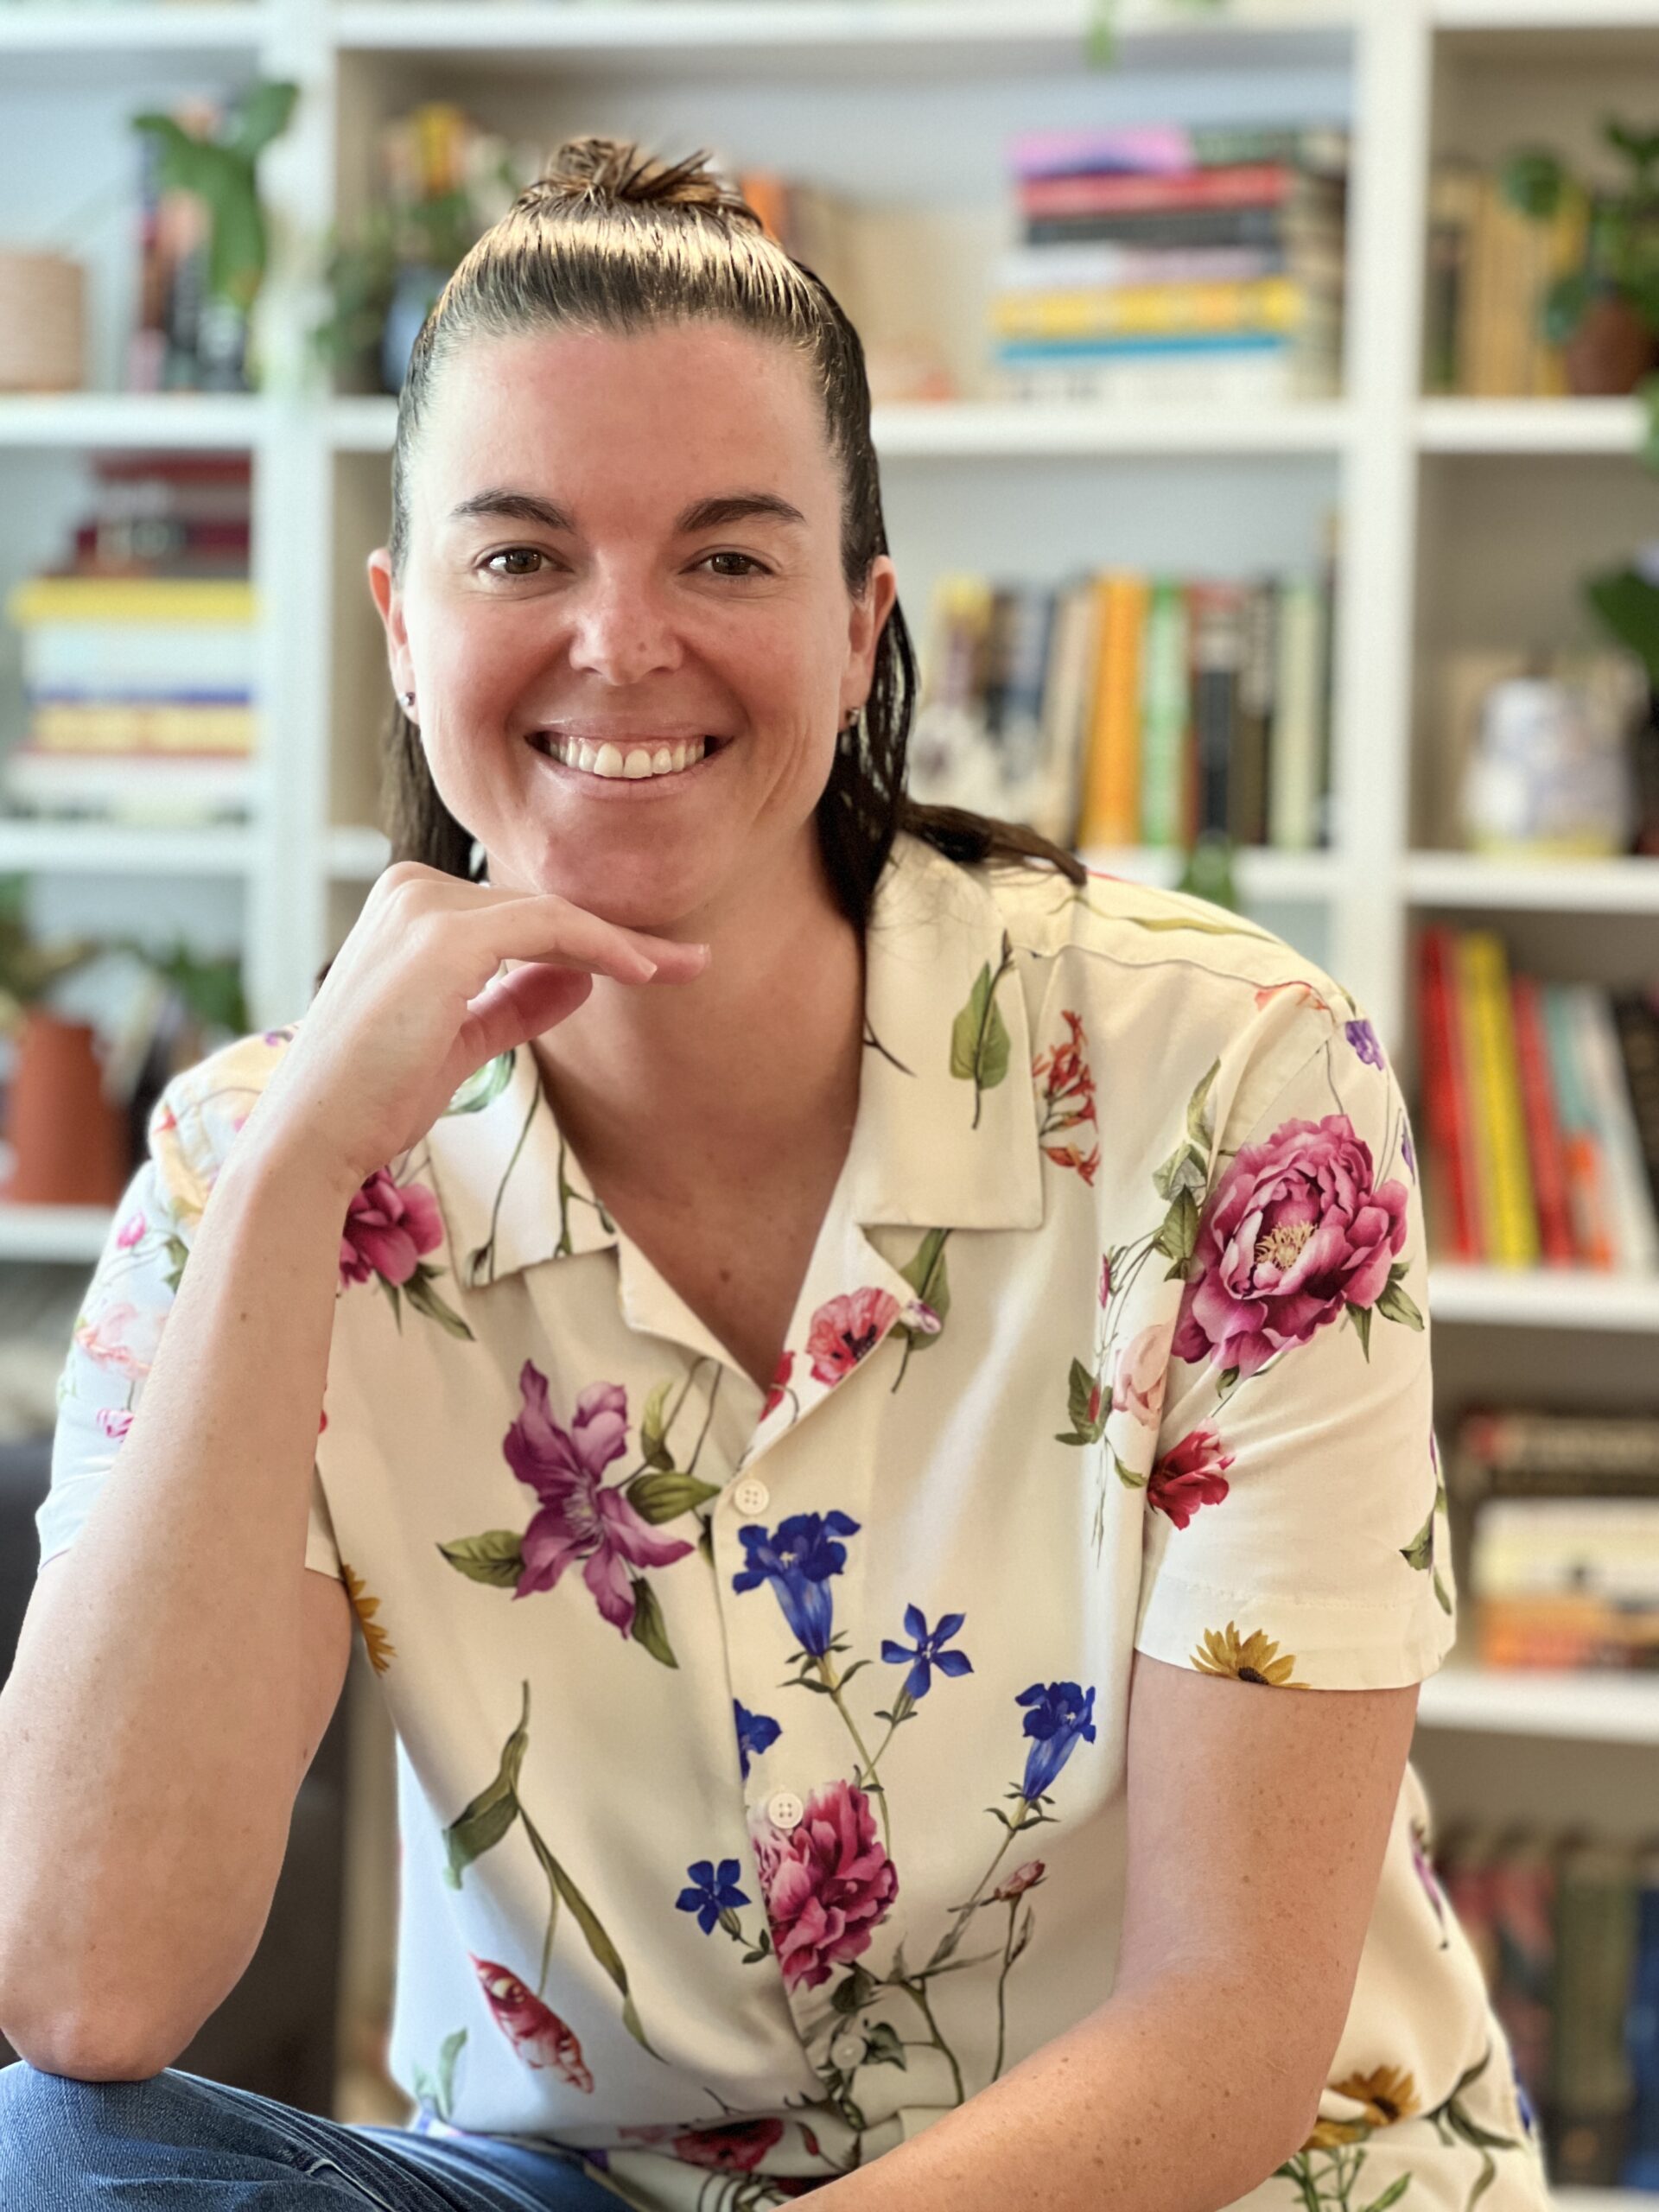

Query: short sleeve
[1132,1014,1455,1691]
[36,1079,343,1585]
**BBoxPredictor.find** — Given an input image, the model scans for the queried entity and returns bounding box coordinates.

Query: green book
[1138,578,1190,848]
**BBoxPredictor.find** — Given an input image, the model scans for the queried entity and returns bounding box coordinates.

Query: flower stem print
[1274,2053,1520,2212]
[442,1679,665,2063]
[950,930,1015,1129]
[889,1228,952,1393]
[439,1364,715,1664]
[1032,1008,1100,1184]
[1401,1430,1454,1617]
[988,1860,1045,2081]
[410,2026,467,2126]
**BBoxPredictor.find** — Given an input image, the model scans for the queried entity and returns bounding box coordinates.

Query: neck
[525,829,867,1196]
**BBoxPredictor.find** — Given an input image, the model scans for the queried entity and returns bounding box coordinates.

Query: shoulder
[941,842,1384,1133]
[145,1021,302,1229]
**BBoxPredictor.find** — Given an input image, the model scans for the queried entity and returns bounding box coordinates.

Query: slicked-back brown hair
[378,134,1085,925]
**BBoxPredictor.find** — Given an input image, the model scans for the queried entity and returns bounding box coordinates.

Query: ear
[366,548,415,699]
[841,553,899,722]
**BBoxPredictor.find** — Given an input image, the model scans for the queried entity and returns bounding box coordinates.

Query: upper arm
[297,1566,354,1783]
[1117,1649,1419,2129]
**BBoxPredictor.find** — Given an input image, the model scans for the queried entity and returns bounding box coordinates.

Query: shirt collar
[420,830,1046,1294]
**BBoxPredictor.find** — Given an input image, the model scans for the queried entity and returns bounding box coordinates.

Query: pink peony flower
[747,1779,899,1992]
[74,1298,163,1381]
[763,1349,795,1420]
[505,1365,694,1630]
[339,1168,444,1288]
[1173,1113,1409,1378]
[94,1406,134,1440]
[116,1211,146,1249]
[1147,1428,1235,1529]
[804,1288,900,1385]
[1111,1322,1174,1430]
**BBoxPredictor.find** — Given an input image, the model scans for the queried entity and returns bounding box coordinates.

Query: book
[1487,1829,1556,2132]
[1510,971,1578,1266]
[1551,1840,1639,2186]
[0,746,255,823]
[1569,986,1659,1271]
[1457,931,1541,1268]
[1033,579,1100,849]
[1452,1407,1659,1501]
[1541,982,1618,1268]
[1229,581,1275,849]
[991,275,1308,345]
[1007,123,1350,183]
[1137,580,1190,848]
[1267,576,1324,850]
[1611,989,1659,1218]
[1417,925,1481,1262]
[1075,574,1147,849]
[1623,1847,1659,2190]
[1020,162,1313,223]
[27,702,255,756]
[1187,582,1246,841]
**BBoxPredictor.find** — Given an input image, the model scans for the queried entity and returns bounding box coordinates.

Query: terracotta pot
[1,1007,130,1205]
[1563,295,1659,396]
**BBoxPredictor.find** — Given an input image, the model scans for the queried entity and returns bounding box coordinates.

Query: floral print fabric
[39,831,1548,2212]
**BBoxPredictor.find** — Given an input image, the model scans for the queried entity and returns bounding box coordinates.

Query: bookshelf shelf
[0,4,272,59]
[0,823,257,876]
[0,395,267,453]
[1406,852,1659,912]
[0,1203,113,1268]
[325,396,1355,462]
[1418,1663,1659,1745]
[1432,0,1659,28]
[1414,397,1649,454]
[1428,1264,1659,1331]
[327,823,391,881]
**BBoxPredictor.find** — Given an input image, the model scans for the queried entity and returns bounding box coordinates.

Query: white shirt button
[829,2029,863,2072]
[766,1789,804,1830]
[732,1477,770,1516]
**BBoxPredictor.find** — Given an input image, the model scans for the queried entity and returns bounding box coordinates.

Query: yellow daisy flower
[342,1561,397,1675]
[1301,2066,1421,2151]
[1190,1620,1308,1687]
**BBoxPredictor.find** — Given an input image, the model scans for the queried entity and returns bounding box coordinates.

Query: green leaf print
[1401,1510,1436,1574]
[442,1681,529,1889]
[1055,1355,1108,1447]
[1359,2177,1412,2212]
[628,1574,680,1668]
[639,1377,675,1471]
[1111,1445,1147,1491]
[520,1807,665,2062]
[162,1234,190,1294]
[626,1468,724,1523]
[1153,1186,1200,1278]
[437,1529,525,1587]
[401,1261,475,1341]
[894,1227,952,1356]
[1376,1262,1424,1332]
[949,932,1015,1128]
[435,2028,467,2117]
[443,1050,515,1116]
[1349,1302,1373,1361]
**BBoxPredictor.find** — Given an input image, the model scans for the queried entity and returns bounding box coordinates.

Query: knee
[1,2058,180,2194]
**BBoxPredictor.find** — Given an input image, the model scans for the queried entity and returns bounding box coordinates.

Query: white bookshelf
[4,0,1659,2163]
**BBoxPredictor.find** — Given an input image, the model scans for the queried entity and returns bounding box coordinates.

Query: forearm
[817,1966,1317,2212]
[0,1126,355,2063]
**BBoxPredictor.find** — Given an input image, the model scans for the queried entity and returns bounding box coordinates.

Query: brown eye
[702,551,766,579]
[485,548,544,576]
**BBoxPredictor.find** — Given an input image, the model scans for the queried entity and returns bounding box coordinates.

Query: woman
[0,141,1548,2212]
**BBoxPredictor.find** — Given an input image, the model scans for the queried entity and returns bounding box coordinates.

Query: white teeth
[543,735,712,779]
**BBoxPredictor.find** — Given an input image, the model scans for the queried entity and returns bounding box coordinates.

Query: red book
[1019,162,1295,223]
[1510,972,1576,1265]
[1418,926,1480,1262]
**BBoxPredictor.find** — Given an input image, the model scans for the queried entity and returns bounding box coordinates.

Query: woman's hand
[251,861,709,1193]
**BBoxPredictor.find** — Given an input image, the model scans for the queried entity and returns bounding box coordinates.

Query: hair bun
[526,136,760,226]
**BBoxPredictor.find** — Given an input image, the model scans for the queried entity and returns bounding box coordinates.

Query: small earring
[400,690,416,715]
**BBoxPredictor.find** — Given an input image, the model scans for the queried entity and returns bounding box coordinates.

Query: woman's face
[368,320,897,936]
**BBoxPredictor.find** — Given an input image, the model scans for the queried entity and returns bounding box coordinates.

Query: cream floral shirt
[39,829,1550,2212]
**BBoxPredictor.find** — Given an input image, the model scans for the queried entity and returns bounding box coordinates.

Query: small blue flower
[676,1857,750,1936]
[732,1510,861,1659]
[1016,1680,1097,1802]
[734,1699,781,1782]
[1345,1019,1383,1070]
[880,1603,973,1703]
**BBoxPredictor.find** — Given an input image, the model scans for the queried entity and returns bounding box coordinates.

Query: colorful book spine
[1570,987,1659,1272]
[1136,580,1190,848]
[991,275,1306,343]
[1267,577,1324,850]
[1458,931,1541,1268]
[1510,971,1577,1266]
[1418,926,1481,1262]
[1541,982,1617,1268]
[1551,1841,1639,2186]
[1020,162,1298,222]
[1076,574,1147,849]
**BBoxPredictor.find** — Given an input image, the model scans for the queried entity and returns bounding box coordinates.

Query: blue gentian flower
[676,1857,750,1936]
[880,1603,972,1702]
[734,1699,781,1782]
[732,1510,860,1659]
[1016,1681,1097,1801]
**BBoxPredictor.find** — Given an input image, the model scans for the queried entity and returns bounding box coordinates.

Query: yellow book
[1458,931,1541,1268]
[5,577,256,626]
[30,702,257,755]
[1075,574,1147,850]
[993,276,1302,344]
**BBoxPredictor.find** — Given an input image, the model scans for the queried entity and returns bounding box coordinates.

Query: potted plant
[1584,549,1659,855]
[0,880,124,1205]
[130,78,300,391]
[1500,118,1659,418]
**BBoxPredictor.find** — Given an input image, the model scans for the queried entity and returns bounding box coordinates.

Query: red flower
[804,1288,900,1385]
[1148,1428,1235,1529]
[763,1349,796,1419]
[670,2119,785,2172]
[339,1167,443,1288]
[1033,1010,1099,1181]
[993,1859,1046,1902]
[748,1779,899,1992]
[467,1954,593,2091]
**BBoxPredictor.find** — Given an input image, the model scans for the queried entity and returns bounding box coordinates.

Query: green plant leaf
[436,1529,525,1588]
[228,79,300,164]
[628,1575,679,1668]
[1498,148,1567,220]
[1541,266,1595,347]
[625,1469,723,1523]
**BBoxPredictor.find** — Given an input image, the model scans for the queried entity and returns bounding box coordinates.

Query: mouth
[525,730,730,785]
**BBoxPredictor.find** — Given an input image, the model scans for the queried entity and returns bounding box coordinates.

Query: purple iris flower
[1017,1681,1098,1802]
[732,1510,860,1659]
[880,1604,973,1702]
[1345,1019,1384,1069]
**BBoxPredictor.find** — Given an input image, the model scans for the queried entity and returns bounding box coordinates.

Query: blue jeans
[0,2059,629,2210]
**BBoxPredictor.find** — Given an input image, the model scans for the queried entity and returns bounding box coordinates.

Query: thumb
[466,963,594,1063]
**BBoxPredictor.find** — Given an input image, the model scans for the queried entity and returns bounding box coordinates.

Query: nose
[563,566,684,688]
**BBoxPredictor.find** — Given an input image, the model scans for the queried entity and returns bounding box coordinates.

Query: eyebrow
[446,488,808,534]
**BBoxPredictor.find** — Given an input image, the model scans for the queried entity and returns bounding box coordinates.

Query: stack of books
[1424,160,1584,397]
[991,122,1349,405]
[1451,1407,1659,1672]
[1415,928,1659,1271]
[1435,1823,1659,2190]
[908,556,1336,855]
[3,456,257,823]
